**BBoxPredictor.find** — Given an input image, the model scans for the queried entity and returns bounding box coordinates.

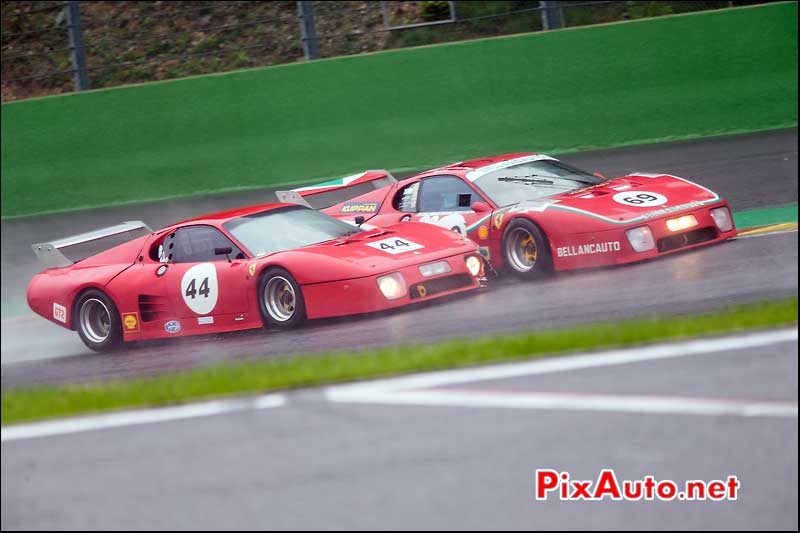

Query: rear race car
[27,204,484,352]
[278,154,736,279]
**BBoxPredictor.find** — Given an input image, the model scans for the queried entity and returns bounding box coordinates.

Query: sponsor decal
[197,316,214,325]
[493,213,504,230]
[478,225,489,240]
[557,241,621,257]
[181,262,219,315]
[419,213,467,236]
[53,302,67,323]
[612,191,667,207]
[340,201,380,214]
[164,320,181,334]
[248,263,256,278]
[365,237,424,255]
[122,312,140,332]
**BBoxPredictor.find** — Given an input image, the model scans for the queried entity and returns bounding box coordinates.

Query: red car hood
[521,174,721,224]
[271,223,478,284]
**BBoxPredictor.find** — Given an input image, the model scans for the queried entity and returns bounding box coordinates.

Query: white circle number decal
[612,191,667,207]
[180,262,218,315]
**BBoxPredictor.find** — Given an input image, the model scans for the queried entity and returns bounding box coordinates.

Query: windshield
[223,206,360,257]
[473,159,602,207]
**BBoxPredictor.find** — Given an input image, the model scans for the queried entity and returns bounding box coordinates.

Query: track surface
[2,333,796,529]
[1,129,797,387]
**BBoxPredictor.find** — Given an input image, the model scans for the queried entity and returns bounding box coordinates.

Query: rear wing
[276,170,397,207]
[32,221,152,269]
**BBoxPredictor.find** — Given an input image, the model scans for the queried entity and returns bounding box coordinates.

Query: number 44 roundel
[180,262,219,315]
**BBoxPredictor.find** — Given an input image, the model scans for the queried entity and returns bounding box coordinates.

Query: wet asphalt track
[1,129,797,387]
[2,333,796,529]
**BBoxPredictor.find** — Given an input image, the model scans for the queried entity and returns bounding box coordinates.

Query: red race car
[28,203,484,351]
[279,154,737,278]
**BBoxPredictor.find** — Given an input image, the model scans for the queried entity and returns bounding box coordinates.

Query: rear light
[625,226,655,252]
[666,215,698,232]
[710,207,733,232]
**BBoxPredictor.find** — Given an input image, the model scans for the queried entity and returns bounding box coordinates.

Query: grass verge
[2,297,797,425]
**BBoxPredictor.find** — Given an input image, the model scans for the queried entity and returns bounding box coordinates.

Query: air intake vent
[138,294,169,322]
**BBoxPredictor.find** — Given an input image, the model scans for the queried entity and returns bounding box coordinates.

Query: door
[406,175,492,241]
[159,225,249,320]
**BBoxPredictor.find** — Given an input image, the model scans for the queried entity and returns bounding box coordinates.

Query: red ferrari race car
[278,154,737,278]
[27,203,484,351]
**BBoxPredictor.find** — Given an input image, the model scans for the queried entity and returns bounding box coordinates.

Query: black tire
[501,218,553,279]
[257,267,307,329]
[74,289,123,352]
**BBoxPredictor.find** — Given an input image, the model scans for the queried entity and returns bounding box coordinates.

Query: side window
[169,226,245,263]
[418,176,477,212]
[392,182,420,213]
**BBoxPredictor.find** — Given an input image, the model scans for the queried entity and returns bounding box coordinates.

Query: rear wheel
[501,219,552,279]
[258,267,307,328]
[75,289,123,352]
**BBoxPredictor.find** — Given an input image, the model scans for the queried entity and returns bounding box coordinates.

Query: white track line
[351,389,797,418]
[327,328,798,400]
[326,328,798,418]
[1,393,285,442]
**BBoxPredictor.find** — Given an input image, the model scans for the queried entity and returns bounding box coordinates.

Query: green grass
[2,297,797,425]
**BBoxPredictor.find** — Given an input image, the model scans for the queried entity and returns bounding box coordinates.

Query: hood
[520,174,720,224]
[273,223,477,284]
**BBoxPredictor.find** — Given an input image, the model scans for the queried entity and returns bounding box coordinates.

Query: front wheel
[258,267,307,329]
[75,289,123,352]
[501,219,552,279]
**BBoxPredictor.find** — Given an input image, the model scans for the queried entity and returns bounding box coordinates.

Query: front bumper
[302,252,482,319]
[552,201,737,271]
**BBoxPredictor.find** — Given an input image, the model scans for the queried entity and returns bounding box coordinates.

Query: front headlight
[377,273,407,300]
[419,260,451,278]
[465,255,482,277]
[625,226,655,252]
[710,206,733,232]
[666,215,698,232]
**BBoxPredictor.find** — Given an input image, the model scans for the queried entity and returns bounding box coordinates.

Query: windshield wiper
[498,175,555,185]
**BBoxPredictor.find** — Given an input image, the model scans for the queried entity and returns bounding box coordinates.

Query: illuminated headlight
[666,215,698,232]
[419,260,452,278]
[625,226,655,253]
[710,207,733,232]
[377,273,407,300]
[465,255,482,277]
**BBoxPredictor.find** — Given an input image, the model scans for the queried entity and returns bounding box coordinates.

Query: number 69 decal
[180,262,219,315]
[612,191,667,207]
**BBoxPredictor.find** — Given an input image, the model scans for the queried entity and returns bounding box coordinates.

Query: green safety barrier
[1,2,796,218]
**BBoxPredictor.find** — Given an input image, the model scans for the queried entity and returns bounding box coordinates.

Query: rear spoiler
[31,221,152,269]
[276,170,397,207]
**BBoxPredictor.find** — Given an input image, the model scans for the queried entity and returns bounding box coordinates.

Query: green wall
[2,2,797,218]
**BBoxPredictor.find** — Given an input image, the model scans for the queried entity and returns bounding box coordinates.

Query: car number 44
[365,237,424,255]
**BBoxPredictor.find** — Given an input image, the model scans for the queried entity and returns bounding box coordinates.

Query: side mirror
[215,246,233,263]
[593,172,606,180]
[471,201,491,213]
[354,215,365,226]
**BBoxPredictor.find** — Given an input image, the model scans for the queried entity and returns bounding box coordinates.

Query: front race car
[526,173,737,271]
